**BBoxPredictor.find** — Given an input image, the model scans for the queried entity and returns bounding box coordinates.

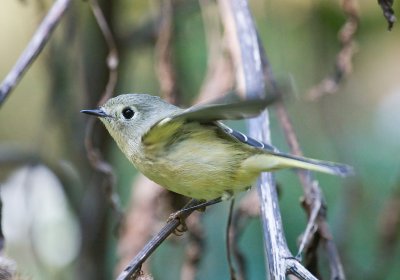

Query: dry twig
[115,176,166,274]
[84,0,122,216]
[155,0,180,104]
[0,0,71,106]
[308,0,359,100]
[274,99,345,279]
[115,199,201,280]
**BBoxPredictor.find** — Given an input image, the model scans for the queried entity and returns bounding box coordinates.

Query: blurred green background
[1,0,400,279]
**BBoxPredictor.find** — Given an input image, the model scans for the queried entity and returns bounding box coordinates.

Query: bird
[81,93,352,202]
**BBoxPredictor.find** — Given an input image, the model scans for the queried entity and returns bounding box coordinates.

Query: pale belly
[139,160,257,200]
[135,142,259,200]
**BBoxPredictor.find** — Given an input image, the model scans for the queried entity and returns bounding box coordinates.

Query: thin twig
[155,0,180,104]
[231,190,260,279]
[275,100,345,278]
[89,0,119,104]
[296,182,322,259]
[274,76,345,278]
[84,0,122,215]
[226,199,238,280]
[0,0,71,107]
[115,176,166,275]
[307,0,359,100]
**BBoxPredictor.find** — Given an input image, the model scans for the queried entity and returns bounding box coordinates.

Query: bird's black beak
[80,108,111,118]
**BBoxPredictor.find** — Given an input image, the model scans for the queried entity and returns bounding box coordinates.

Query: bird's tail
[251,152,354,177]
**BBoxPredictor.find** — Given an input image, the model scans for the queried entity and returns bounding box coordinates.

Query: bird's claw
[168,210,188,235]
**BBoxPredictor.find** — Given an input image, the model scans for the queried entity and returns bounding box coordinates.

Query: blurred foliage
[1,0,400,280]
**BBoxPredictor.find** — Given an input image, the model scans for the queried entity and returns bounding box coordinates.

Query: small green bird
[81,93,352,201]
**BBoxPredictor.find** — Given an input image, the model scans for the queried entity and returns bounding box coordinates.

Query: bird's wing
[216,122,279,152]
[141,117,184,147]
[217,123,353,177]
[169,94,278,123]
[142,94,278,146]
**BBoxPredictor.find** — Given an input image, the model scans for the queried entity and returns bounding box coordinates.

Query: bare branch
[297,181,322,259]
[226,199,240,280]
[115,199,201,280]
[219,0,342,279]
[228,189,261,280]
[308,0,359,100]
[115,176,166,275]
[219,0,300,279]
[89,0,119,104]
[155,0,180,104]
[275,100,345,278]
[0,0,71,107]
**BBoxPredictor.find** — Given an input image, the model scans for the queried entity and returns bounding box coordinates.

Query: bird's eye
[122,107,135,119]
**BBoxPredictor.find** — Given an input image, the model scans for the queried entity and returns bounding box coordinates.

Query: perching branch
[116,1,187,277]
[115,199,201,280]
[0,0,71,107]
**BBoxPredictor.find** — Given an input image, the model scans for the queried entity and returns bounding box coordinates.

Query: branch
[0,0,71,107]
[115,176,166,275]
[275,93,345,279]
[116,1,193,277]
[258,19,346,280]
[155,0,180,104]
[308,0,359,100]
[218,0,316,279]
[115,199,200,280]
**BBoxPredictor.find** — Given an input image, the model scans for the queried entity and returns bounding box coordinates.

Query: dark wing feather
[217,122,278,152]
[170,94,278,123]
[217,123,354,176]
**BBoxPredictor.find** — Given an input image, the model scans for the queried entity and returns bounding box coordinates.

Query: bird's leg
[168,197,223,233]
[179,197,223,213]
